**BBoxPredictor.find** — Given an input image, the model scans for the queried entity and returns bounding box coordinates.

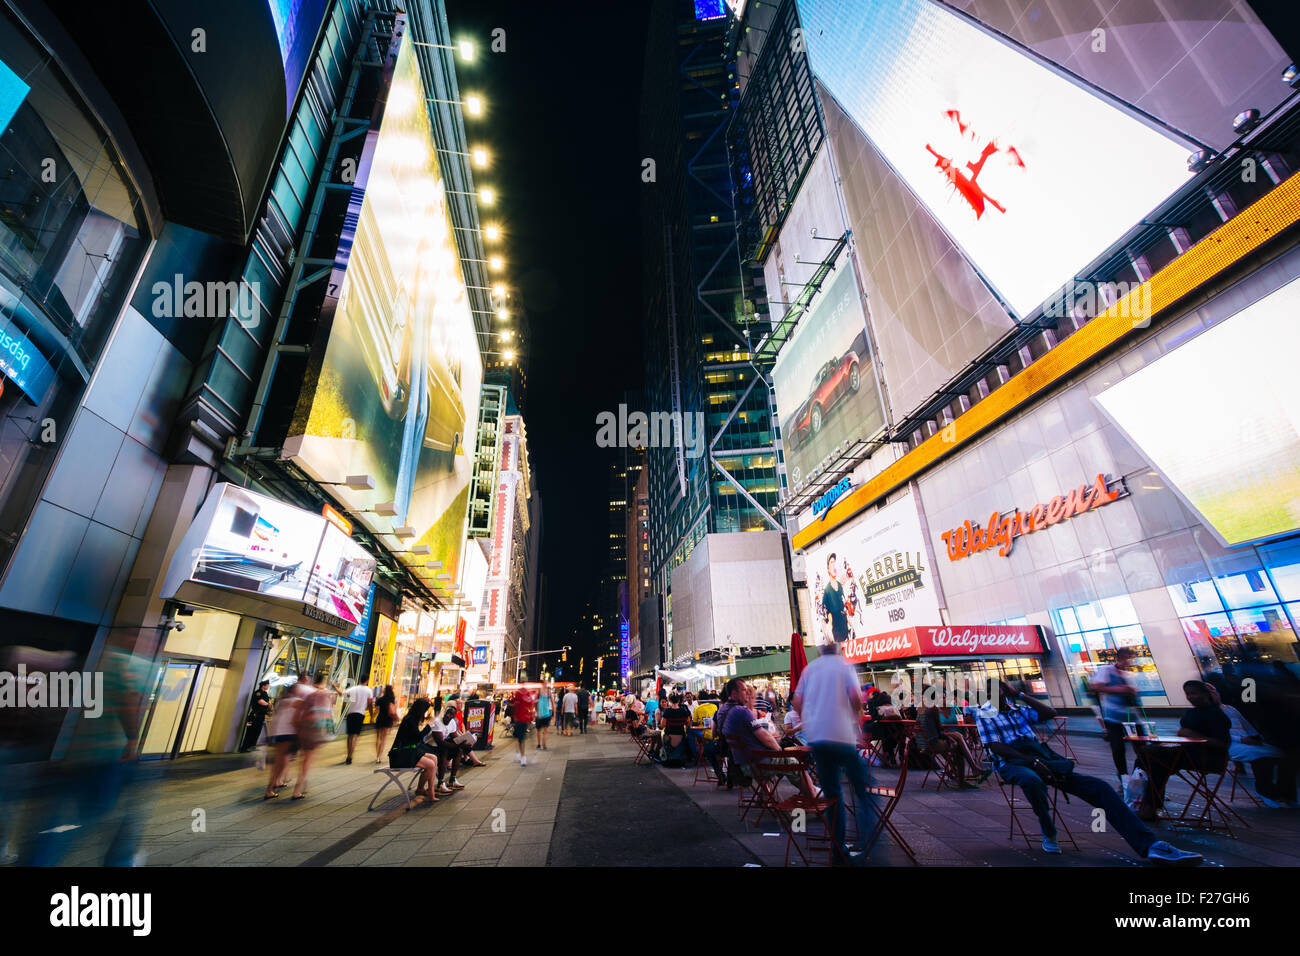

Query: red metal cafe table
[1125,735,1244,834]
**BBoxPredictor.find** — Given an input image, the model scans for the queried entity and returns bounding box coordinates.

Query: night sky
[445,0,651,663]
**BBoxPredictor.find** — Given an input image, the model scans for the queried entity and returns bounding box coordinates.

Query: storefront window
[1051,595,1168,705]
[1164,532,1300,674]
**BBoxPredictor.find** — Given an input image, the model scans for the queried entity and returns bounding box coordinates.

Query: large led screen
[162,483,377,634]
[284,32,481,584]
[1094,278,1300,548]
[772,260,884,486]
[795,0,1191,317]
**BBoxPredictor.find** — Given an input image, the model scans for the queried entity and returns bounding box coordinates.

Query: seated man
[1205,681,1296,808]
[423,707,466,795]
[1133,680,1231,817]
[721,680,817,797]
[975,679,1201,865]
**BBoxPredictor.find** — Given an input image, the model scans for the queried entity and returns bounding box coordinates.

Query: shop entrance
[138,660,228,759]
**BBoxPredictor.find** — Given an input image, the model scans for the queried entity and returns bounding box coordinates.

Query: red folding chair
[910,724,957,791]
[1173,758,1246,835]
[840,739,917,863]
[723,734,767,821]
[692,728,718,785]
[1227,762,1264,808]
[631,729,657,765]
[1038,716,1078,760]
[995,767,1079,850]
[752,750,836,866]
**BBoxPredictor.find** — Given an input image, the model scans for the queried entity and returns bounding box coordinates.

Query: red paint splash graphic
[925,110,1025,219]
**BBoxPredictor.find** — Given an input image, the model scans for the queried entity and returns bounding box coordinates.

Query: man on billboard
[822,553,850,643]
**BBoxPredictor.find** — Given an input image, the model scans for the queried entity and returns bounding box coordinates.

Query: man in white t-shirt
[561,689,579,736]
[341,682,374,765]
[792,642,871,865]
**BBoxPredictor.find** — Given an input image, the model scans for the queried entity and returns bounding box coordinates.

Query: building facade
[733,0,1300,709]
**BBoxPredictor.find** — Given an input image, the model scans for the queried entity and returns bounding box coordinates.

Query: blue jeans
[810,742,876,854]
[996,763,1156,856]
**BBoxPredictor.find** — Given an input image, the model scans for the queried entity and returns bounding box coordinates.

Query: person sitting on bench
[388,699,442,805]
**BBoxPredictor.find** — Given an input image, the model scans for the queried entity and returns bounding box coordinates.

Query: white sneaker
[1254,790,1284,809]
[520,755,527,767]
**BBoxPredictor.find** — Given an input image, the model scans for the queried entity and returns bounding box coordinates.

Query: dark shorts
[269,734,296,745]
[535,716,551,728]
[389,749,423,769]
[511,722,529,741]
[346,713,365,735]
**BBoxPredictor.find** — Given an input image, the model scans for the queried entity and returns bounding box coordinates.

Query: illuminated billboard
[795,0,1190,317]
[284,32,481,584]
[1094,278,1300,549]
[162,483,376,635]
[772,260,884,487]
[266,0,330,113]
[806,494,941,645]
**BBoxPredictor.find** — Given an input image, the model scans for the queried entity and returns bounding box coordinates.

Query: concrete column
[207,617,267,754]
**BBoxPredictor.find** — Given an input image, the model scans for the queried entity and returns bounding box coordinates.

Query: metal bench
[368,766,426,811]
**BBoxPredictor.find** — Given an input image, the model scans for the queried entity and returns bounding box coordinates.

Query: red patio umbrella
[789,632,808,695]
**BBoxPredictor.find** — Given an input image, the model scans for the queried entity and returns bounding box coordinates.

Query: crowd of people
[619,642,1236,867]
[257,674,487,804]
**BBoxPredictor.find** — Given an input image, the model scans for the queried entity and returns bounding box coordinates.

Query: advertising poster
[772,261,884,485]
[162,483,376,634]
[366,614,398,701]
[807,494,941,644]
[795,0,1190,317]
[1095,277,1300,548]
[284,30,481,586]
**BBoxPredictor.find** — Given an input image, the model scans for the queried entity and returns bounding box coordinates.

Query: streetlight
[412,39,475,63]
[427,95,483,116]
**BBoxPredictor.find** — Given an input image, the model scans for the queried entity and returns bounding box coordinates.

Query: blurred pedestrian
[341,680,373,765]
[793,642,874,865]
[290,672,336,800]
[265,673,311,799]
[373,685,397,763]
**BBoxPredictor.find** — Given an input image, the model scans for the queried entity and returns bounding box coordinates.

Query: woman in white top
[264,674,312,799]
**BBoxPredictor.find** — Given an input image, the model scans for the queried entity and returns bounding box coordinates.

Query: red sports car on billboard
[786,348,861,448]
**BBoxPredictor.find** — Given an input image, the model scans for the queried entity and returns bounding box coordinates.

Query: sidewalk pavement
[4,721,623,868]
[653,726,1300,867]
[6,719,1295,867]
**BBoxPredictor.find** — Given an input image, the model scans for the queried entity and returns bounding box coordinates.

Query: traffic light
[562,648,567,662]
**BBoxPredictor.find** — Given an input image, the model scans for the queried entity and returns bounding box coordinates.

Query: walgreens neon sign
[940,473,1125,560]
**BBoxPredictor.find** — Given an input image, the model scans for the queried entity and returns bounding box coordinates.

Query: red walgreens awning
[842,625,1044,666]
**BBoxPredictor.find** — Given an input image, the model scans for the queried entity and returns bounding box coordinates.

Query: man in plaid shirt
[975,679,1202,865]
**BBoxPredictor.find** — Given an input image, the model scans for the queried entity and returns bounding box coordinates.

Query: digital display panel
[795,0,1191,317]
[162,483,377,634]
[772,262,884,487]
[1094,278,1300,549]
[285,31,481,585]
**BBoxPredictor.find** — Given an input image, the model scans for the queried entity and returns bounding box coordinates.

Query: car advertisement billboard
[284,31,481,585]
[806,494,942,645]
[161,483,376,636]
[795,0,1191,318]
[772,261,884,487]
[1094,276,1300,549]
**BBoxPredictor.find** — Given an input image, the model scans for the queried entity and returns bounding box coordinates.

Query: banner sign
[842,624,1044,665]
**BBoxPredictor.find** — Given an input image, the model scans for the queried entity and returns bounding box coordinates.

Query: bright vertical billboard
[285,31,481,583]
[772,261,884,486]
[1094,277,1300,549]
[795,0,1191,317]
